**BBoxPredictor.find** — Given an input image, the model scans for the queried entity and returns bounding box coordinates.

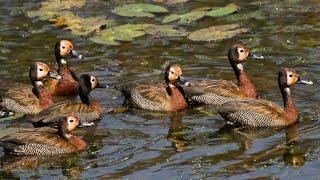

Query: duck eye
[289,74,293,77]
[92,79,95,82]
[239,49,244,53]
[39,69,43,71]
[170,71,174,75]
[62,46,66,49]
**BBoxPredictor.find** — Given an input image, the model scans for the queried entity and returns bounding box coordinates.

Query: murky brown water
[0,0,320,178]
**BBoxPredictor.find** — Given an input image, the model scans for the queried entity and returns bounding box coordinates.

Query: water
[0,0,320,178]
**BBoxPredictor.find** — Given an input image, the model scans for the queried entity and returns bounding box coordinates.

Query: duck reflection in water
[214,122,306,173]
[167,113,190,152]
[0,154,83,177]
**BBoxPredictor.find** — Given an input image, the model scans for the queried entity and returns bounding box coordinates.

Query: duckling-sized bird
[121,64,190,112]
[218,68,313,127]
[0,62,61,115]
[0,115,86,155]
[184,44,263,105]
[44,40,84,96]
[29,74,106,126]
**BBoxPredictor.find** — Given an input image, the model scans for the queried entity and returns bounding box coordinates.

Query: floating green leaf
[50,11,115,36]
[27,0,114,36]
[206,3,239,17]
[27,0,85,21]
[224,11,266,22]
[90,24,189,45]
[90,24,151,45]
[179,10,207,24]
[162,4,239,24]
[188,24,249,42]
[112,4,168,18]
[151,0,189,4]
[162,9,207,24]
[162,14,181,23]
[145,25,189,37]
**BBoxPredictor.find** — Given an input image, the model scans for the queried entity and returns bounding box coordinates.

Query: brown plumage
[0,62,61,115]
[0,115,86,155]
[122,64,190,112]
[218,68,312,127]
[184,44,261,105]
[29,74,106,125]
[44,40,84,96]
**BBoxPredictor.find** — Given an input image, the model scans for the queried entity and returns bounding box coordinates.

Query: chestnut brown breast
[169,87,188,111]
[55,67,78,96]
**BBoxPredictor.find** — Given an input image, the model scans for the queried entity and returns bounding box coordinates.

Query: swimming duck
[29,74,106,126]
[44,40,84,96]
[0,115,86,155]
[121,64,190,112]
[0,62,61,115]
[218,68,312,127]
[184,43,263,105]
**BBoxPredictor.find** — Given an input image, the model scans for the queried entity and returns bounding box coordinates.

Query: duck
[184,43,263,105]
[121,64,190,112]
[0,115,86,155]
[0,62,61,115]
[29,74,106,126]
[218,68,313,127]
[44,40,84,96]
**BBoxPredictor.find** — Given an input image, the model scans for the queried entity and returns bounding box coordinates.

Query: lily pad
[27,0,114,36]
[206,3,239,17]
[152,0,189,4]
[188,24,249,42]
[224,11,266,22]
[90,24,189,45]
[90,24,151,45]
[27,0,85,21]
[145,25,189,37]
[50,11,116,36]
[112,4,168,18]
[162,4,239,24]
[162,10,207,24]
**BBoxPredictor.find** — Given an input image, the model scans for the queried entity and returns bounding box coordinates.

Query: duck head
[278,68,313,89]
[78,74,107,104]
[29,62,61,84]
[58,115,80,139]
[164,64,190,88]
[54,40,84,66]
[228,43,264,70]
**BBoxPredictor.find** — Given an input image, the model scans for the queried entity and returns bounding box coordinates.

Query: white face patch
[37,66,47,79]
[35,81,44,87]
[90,76,97,89]
[284,87,291,96]
[60,59,67,64]
[168,83,175,88]
[236,63,244,71]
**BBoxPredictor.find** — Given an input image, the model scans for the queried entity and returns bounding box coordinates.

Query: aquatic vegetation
[206,3,239,17]
[151,0,189,4]
[112,3,168,17]
[188,24,249,42]
[50,11,116,36]
[90,24,188,45]
[27,0,85,21]
[162,3,239,24]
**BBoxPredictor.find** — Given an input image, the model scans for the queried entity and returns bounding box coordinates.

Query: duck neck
[280,84,298,124]
[55,52,68,71]
[32,81,54,108]
[79,88,91,105]
[166,84,188,111]
[231,62,257,98]
[58,123,71,140]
